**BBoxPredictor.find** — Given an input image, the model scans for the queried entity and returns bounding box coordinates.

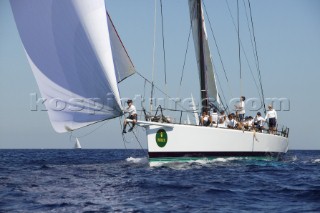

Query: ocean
[0,149,319,212]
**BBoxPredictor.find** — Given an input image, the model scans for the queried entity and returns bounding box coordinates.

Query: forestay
[10,0,135,133]
[188,0,220,109]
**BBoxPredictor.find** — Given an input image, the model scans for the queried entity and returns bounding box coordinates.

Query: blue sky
[1,0,320,149]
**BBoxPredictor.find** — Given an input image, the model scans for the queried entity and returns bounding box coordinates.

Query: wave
[149,157,245,169]
[284,155,298,162]
[148,156,291,170]
[40,164,52,170]
[149,161,192,170]
[312,159,320,163]
[192,157,243,165]
[126,157,149,164]
[205,188,236,195]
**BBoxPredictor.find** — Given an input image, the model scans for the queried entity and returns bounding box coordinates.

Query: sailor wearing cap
[122,99,137,134]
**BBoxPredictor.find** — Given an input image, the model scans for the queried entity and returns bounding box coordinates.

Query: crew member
[122,99,137,134]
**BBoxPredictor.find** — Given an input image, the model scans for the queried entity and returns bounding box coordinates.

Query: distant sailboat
[11,0,289,165]
[74,138,82,149]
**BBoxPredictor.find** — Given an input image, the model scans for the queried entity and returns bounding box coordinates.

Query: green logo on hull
[156,129,168,148]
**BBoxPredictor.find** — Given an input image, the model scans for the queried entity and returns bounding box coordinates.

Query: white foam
[195,157,241,164]
[291,155,298,161]
[149,161,164,167]
[194,158,225,164]
[149,161,194,170]
[126,157,148,164]
[194,159,211,164]
[149,157,243,169]
[312,159,320,163]
[216,157,239,162]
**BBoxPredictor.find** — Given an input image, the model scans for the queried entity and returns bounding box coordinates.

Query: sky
[1,0,320,149]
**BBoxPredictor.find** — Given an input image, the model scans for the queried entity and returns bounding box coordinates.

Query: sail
[191,93,200,125]
[106,12,135,82]
[188,0,220,108]
[10,0,130,133]
[74,138,82,149]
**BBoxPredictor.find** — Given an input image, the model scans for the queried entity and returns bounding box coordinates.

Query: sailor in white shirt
[211,109,219,127]
[235,96,245,121]
[217,111,227,128]
[244,116,254,130]
[122,99,137,133]
[254,112,265,132]
[247,116,254,129]
[265,105,277,134]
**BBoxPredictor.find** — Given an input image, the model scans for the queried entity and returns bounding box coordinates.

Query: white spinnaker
[188,0,220,107]
[10,0,131,132]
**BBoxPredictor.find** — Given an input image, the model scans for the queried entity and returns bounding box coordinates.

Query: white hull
[136,121,289,162]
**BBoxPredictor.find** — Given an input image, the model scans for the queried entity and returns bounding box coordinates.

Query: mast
[197,0,208,112]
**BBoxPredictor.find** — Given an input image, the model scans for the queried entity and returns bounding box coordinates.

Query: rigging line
[202,0,234,99]
[218,93,229,114]
[135,70,189,112]
[202,1,230,83]
[160,0,167,86]
[69,119,109,139]
[225,0,263,100]
[248,0,266,114]
[152,0,157,83]
[159,107,197,113]
[247,0,260,70]
[150,81,154,112]
[212,62,230,113]
[178,24,192,97]
[69,133,73,145]
[242,0,258,69]
[142,79,147,110]
[119,117,128,150]
[242,0,263,101]
[132,129,148,155]
[151,0,157,113]
[237,0,243,96]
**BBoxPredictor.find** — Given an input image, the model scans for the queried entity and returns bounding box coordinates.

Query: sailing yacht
[10,0,289,165]
[74,138,82,149]
[130,0,289,164]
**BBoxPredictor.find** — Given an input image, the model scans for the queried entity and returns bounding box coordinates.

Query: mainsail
[10,0,135,133]
[188,0,220,110]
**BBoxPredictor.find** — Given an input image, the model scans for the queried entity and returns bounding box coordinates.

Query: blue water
[0,150,319,212]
